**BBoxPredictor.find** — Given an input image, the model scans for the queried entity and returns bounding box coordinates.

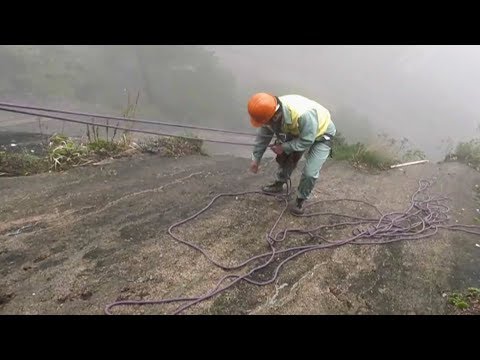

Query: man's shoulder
[279,94,305,102]
[280,94,326,109]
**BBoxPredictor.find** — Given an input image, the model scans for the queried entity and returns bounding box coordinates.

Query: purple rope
[105,178,480,315]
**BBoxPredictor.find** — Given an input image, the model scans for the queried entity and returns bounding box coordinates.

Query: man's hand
[270,144,284,155]
[249,160,259,174]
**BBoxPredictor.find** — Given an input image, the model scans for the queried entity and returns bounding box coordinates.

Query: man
[247,92,336,215]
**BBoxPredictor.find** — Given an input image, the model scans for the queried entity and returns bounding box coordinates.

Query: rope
[0,106,258,147]
[3,102,476,314]
[104,178,480,315]
[0,101,272,138]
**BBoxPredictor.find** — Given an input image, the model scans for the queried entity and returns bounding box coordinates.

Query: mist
[1,45,479,160]
[207,45,480,160]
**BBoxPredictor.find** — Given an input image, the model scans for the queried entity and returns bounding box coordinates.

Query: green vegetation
[0,131,205,177]
[446,139,480,171]
[137,136,205,158]
[0,151,48,176]
[47,134,89,170]
[332,132,426,170]
[448,288,480,313]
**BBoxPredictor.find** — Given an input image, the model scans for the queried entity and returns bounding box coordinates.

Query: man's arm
[281,109,318,154]
[252,126,274,163]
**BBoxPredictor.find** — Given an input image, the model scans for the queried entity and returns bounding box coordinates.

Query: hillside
[1,151,479,315]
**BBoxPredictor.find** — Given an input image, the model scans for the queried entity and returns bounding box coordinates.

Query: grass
[474,184,480,224]
[0,90,145,177]
[332,132,426,170]
[448,288,480,314]
[0,133,130,176]
[446,138,480,171]
[137,135,205,158]
[0,89,203,177]
[87,138,127,155]
[0,150,49,176]
[48,134,89,170]
[0,133,205,177]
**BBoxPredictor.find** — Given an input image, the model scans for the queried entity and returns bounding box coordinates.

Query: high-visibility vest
[279,95,332,138]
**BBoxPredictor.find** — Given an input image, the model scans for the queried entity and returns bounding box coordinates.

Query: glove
[249,160,259,174]
[270,144,284,155]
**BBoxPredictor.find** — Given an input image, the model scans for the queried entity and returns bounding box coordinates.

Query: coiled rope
[104,178,480,315]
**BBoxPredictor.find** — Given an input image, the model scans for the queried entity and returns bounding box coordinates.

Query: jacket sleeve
[251,126,274,163]
[281,109,318,154]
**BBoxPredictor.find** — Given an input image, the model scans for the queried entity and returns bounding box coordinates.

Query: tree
[134,45,241,126]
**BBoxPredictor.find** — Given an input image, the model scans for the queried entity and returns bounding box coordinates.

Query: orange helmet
[247,93,278,128]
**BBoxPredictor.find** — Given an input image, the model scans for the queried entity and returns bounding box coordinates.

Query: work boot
[289,198,305,215]
[261,181,285,193]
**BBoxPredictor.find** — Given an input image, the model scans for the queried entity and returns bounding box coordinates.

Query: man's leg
[290,142,331,214]
[263,152,303,193]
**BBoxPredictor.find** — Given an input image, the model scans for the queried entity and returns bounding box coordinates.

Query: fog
[1,45,479,160]
[207,45,480,159]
